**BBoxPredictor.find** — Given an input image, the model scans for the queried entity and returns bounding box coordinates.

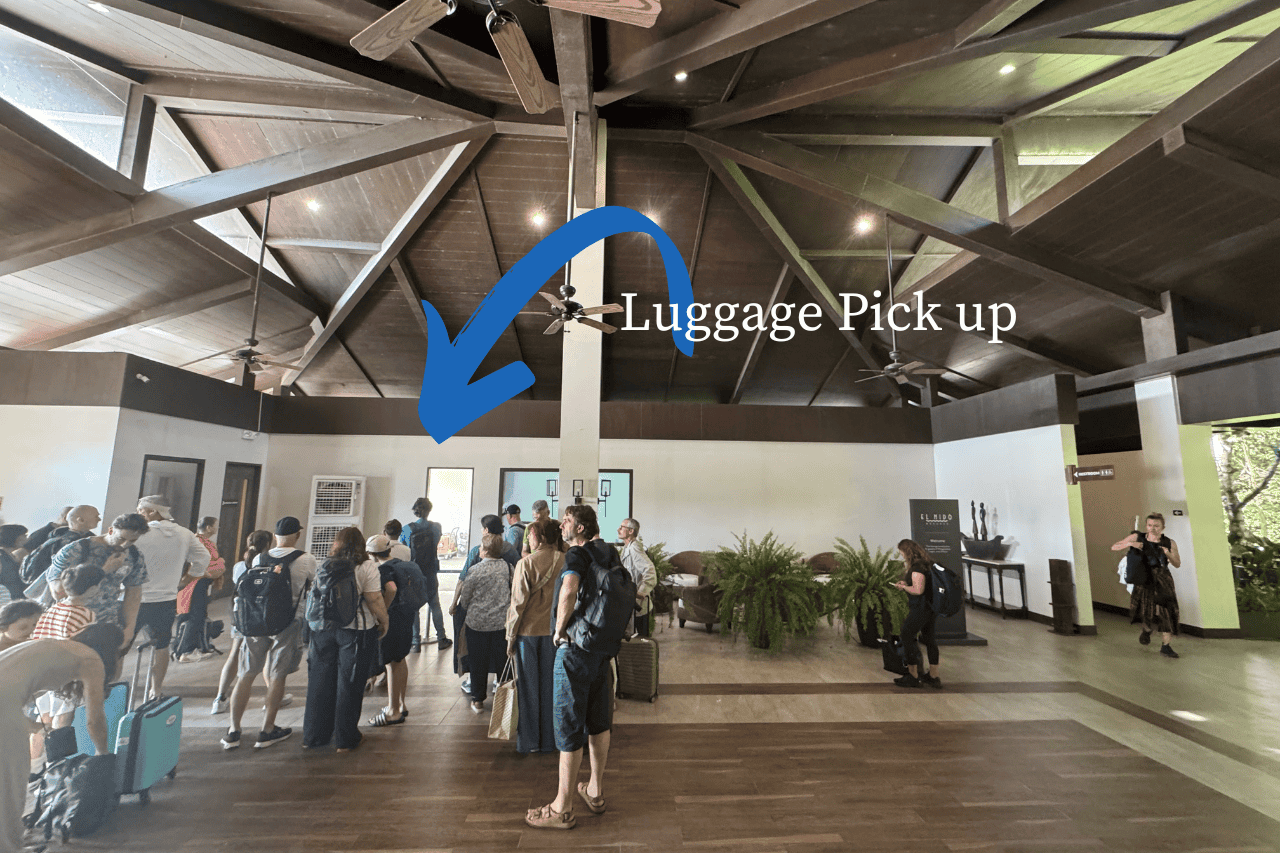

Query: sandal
[369,710,405,727]
[525,803,575,830]
[576,782,605,815]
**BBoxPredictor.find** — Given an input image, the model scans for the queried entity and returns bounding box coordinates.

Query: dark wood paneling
[932,373,1077,443]
[1177,352,1280,425]
[120,354,272,431]
[0,351,126,407]
[1076,386,1141,454]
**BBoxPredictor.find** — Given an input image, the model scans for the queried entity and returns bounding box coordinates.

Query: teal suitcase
[71,681,127,755]
[114,647,181,805]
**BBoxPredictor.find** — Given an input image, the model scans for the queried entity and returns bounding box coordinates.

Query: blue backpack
[385,558,428,614]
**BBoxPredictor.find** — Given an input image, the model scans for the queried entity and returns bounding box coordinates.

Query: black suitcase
[615,636,659,702]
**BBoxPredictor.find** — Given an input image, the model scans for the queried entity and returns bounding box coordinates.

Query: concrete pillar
[557,121,607,510]
[1133,375,1239,632]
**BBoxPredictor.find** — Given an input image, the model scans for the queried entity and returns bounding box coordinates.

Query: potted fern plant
[644,540,677,616]
[711,532,821,651]
[825,537,909,648]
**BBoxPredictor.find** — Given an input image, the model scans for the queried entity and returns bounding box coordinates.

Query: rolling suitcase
[115,646,182,805]
[72,681,128,755]
[615,636,659,702]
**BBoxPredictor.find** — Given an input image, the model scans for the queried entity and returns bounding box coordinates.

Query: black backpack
[305,556,361,632]
[21,530,91,586]
[407,520,440,577]
[567,542,636,656]
[385,558,427,614]
[25,753,120,843]
[234,550,303,637]
[928,563,963,617]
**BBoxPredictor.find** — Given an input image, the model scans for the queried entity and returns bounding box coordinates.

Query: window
[498,470,633,540]
[139,456,205,530]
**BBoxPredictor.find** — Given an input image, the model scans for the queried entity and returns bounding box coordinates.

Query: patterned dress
[1128,533,1180,635]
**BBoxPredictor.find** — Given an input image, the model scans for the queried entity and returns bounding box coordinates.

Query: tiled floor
[39,589,1280,852]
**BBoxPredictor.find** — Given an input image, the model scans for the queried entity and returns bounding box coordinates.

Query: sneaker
[210,695,229,715]
[437,638,453,651]
[460,678,471,695]
[1160,644,1179,659]
[921,674,943,689]
[470,700,485,714]
[893,674,922,688]
[221,730,241,750]
[1139,630,1152,646]
[255,726,293,749]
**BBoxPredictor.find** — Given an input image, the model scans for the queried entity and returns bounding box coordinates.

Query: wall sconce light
[572,479,584,498]
[546,479,557,498]
[599,479,611,498]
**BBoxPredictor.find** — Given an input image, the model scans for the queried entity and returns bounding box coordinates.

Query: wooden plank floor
[26,595,1280,853]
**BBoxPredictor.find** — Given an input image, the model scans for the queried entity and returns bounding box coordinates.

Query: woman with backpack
[302,527,388,753]
[1112,512,1182,658]
[891,539,942,689]
[211,530,274,716]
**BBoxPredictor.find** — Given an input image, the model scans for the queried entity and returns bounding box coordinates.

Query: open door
[217,463,261,591]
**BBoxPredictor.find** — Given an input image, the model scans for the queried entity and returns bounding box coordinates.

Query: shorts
[552,643,613,753]
[132,599,178,650]
[380,610,414,665]
[239,618,305,681]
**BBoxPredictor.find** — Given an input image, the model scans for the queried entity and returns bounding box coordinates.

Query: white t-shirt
[348,558,382,630]
[252,548,319,618]
[135,520,210,603]
[389,542,411,562]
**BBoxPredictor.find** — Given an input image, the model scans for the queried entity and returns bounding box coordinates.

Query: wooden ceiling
[2,0,1280,407]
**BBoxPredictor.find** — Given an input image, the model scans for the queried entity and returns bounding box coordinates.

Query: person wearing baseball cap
[365,533,422,726]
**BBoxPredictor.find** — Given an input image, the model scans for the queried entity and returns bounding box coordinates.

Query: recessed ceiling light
[645,211,660,224]
[86,1,111,13]
[673,71,689,82]
[306,199,321,212]
[1170,710,1208,722]
[854,216,874,235]
[999,63,1017,75]
[531,211,546,226]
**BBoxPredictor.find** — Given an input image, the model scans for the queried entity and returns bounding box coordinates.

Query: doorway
[217,463,261,586]
[139,455,204,530]
[499,469,633,541]
[427,468,473,573]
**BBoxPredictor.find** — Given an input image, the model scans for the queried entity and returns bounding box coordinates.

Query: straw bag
[488,659,518,741]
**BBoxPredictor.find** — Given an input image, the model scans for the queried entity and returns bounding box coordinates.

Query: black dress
[1128,533,1179,635]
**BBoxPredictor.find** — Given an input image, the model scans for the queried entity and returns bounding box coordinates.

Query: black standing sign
[910,499,984,645]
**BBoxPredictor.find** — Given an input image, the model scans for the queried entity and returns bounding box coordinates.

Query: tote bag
[488,659,518,741]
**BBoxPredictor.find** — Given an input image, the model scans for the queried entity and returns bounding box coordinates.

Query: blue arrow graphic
[417,206,695,443]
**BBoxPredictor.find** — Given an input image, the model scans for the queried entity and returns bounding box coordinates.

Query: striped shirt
[32,602,96,640]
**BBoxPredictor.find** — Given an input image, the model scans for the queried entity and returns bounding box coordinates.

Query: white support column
[557,121,607,510]
[1133,375,1239,632]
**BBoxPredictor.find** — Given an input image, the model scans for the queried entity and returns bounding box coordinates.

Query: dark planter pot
[854,613,883,648]
[1239,610,1280,640]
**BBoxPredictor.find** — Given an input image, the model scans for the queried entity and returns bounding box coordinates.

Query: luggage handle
[129,643,156,710]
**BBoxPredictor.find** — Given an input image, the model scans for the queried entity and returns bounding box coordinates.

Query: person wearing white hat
[133,495,210,698]
[364,534,423,726]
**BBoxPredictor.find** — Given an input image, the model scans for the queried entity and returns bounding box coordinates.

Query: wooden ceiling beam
[731,264,791,404]
[265,238,381,254]
[285,134,491,383]
[931,308,1104,376]
[88,0,494,121]
[1014,34,1180,56]
[664,166,716,401]
[144,73,424,122]
[21,281,251,351]
[807,345,853,406]
[598,0,878,106]
[0,95,140,198]
[391,257,433,341]
[690,0,1196,129]
[0,7,148,84]
[0,118,493,276]
[467,169,527,370]
[336,335,384,398]
[117,86,156,184]
[954,0,1051,46]
[1009,0,1280,121]
[549,7,596,210]
[690,131,1163,316]
[734,115,1000,147]
[1010,25,1280,229]
[699,152,903,401]
[1078,327,1280,395]
[1163,125,1280,203]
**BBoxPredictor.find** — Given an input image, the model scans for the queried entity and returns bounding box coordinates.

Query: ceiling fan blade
[351,0,454,60]
[536,291,567,310]
[487,11,555,114]
[543,318,566,336]
[854,375,885,383]
[898,361,926,373]
[255,358,304,370]
[578,304,623,316]
[856,369,885,374]
[538,0,661,28]
[894,374,910,384]
[577,317,618,334]
[911,367,949,375]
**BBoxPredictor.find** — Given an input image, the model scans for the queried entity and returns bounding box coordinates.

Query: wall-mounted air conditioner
[306,476,365,558]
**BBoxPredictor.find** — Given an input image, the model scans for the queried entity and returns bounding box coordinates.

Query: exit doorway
[427,468,473,573]
[217,463,261,591]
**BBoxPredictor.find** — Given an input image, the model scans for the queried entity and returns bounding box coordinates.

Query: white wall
[107,409,271,524]
[0,405,119,528]
[1078,449,1146,610]
[262,433,937,557]
[933,424,1092,623]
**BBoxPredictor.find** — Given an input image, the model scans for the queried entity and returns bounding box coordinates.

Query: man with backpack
[525,505,635,831]
[503,504,525,550]
[222,516,316,750]
[400,498,450,652]
[21,506,99,593]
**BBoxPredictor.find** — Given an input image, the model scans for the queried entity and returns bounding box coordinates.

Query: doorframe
[138,454,205,530]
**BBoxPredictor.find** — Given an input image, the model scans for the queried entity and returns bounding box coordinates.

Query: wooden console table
[960,556,1028,620]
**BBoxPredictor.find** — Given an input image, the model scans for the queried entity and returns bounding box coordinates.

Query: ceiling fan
[226,195,303,380]
[856,221,949,387]
[350,0,662,114]
[532,282,623,335]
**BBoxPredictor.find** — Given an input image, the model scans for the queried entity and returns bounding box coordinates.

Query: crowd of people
[0,490,1184,844]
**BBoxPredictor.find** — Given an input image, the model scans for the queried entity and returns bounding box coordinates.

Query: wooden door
[216,463,261,589]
